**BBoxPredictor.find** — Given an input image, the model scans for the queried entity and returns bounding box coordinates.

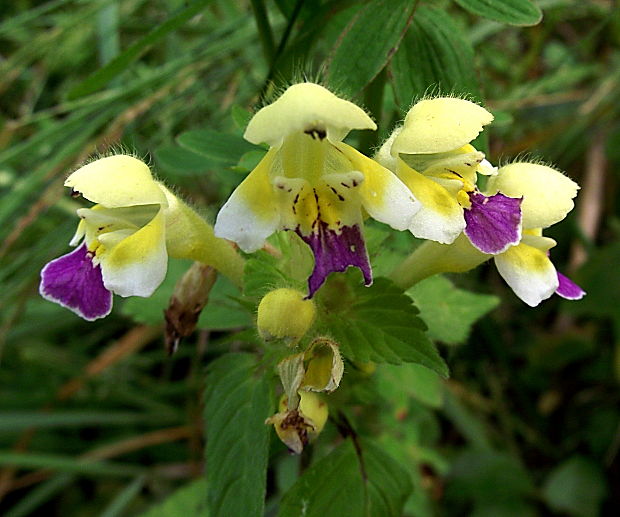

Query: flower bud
[257,288,316,343]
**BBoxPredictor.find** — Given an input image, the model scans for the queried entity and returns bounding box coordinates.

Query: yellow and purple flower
[393,161,584,306]
[485,162,584,305]
[40,155,242,320]
[214,82,419,296]
[377,97,523,256]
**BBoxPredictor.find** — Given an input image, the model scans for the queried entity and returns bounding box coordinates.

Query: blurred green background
[0,0,619,515]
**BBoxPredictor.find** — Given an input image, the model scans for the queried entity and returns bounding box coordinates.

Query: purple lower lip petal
[296,222,372,297]
[39,244,113,320]
[556,271,586,300]
[464,192,522,255]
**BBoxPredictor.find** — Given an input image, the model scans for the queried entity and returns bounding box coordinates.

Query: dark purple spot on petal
[464,192,522,254]
[39,244,113,321]
[296,222,372,298]
[556,271,585,300]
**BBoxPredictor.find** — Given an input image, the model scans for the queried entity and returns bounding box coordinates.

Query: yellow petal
[266,391,328,454]
[390,234,490,288]
[397,159,465,243]
[392,97,493,155]
[337,143,419,230]
[404,146,484,189]
[69,219,86,246]
[214,149,280,252]
[477,158,498,176]
[494,239,558,307]
[244,82,376,147]
[486,162,579,229]
[65,155,167,207]
[98,208,167,297]
[277,354,306,409]
[521,233,557,251]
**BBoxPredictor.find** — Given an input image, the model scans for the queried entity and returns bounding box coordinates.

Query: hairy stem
[389,236,488,290]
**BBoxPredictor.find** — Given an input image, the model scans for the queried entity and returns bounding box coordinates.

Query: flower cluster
[378,97,583,306]
[39,81,586,453]
[41,83,584,319]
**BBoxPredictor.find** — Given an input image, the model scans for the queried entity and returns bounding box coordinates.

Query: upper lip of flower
[64,155,168,208]
[389,97,494,156]
[242,82,377,147]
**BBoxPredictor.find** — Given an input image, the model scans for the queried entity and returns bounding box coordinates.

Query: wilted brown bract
[164,262,217,354]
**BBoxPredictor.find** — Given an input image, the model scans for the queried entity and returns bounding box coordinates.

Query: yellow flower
[215,82,419,296]
[392,162,583,306]
[376,97,498,246]
[40,155,242,320]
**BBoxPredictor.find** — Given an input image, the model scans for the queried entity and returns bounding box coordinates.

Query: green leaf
[364,440,413,516]
[177,130,261,166]
[199,276,252,330]
[471,501,536,517]
[279,439,364,517]
[4,474,74,517]
[68,0,214,98]
[407,275,499,345]
[326,0,415,96]
[154,145,213,176]
[0,452,142,477]
[0,0,76,36]
[542,456,607,517]
[0,411,176,431]
[243,252,293,299]
[320,274,449,377]
[279,438,411,517]
[375,363,444,408]
[443,391,492,450]
[231,150,267,173]
[204,354,272,517]
[453,0,542,27]
[391,5,480,109]
[100,476,146,517]
[231,104,253,130]
[447,449,534,504]
[139,479,208,517]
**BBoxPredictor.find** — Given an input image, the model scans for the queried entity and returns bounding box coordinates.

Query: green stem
[389,241,451,289]
[389,236,489,290]
[161,188,245,288]
[190,234,245,289]
[259,0,305,101]
[96,2,120,66]
[250,0,276,65]
[272,0,304,64]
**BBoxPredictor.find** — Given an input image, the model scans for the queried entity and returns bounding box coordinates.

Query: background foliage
[0,0,619,515]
